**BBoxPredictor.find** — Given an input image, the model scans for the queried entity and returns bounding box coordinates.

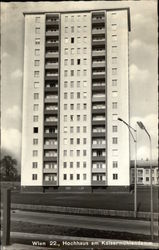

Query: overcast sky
[1,1,158,167]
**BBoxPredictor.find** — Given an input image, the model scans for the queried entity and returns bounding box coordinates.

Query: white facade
[21,9,130,189]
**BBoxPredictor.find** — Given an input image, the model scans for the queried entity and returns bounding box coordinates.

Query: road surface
[11,210,158,236]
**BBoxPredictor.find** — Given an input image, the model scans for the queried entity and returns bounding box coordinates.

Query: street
[11,210,158,236]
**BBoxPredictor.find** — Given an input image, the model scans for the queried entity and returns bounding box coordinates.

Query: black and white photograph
[1,0,158,249]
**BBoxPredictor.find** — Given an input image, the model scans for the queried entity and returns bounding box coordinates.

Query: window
[83,59,87,65]
[70,162,73,168]
[83,81,87,87]
[71,59,74,65]
[77,81,80,88]
[112,57,117,64]
[112,91,118,97]
[77,92,80,99]
[77,48,80,54]
[33,104,39,111]
[112,125,118,132]
[70,81,74,88]
[112,79,117,86]
[83,70,87,76]
[33,115,38,122]
[77,115,80,121]
[77,126,80,133]
[83,92,87,99]
[32,162,38,168]
[64,70,68,77]
[35,49,40,56]
[35,27,40,34]
[71,37,74,43]
[64,126,67,133]
[63,162,67,168]
[83,126,87,133]
[112,46,117,53]
[64,150,67,156]
[146,169,149,174]
[70,150,73,156]
[34,60,40,66]
[65,27,68,33]
[33,138,38,145]
[70,115,74,121]
[65,37,68,43]
[113,173,118,180]
[64,93,67,99]
[64,115,67,122]
[83,47,87,54]
[77,150,80,156]
[34,93,39,100]
[77,70,80,76]
[64,59,68,66]
[63,174,67,180]
[77,104,80,110]
[71,48,75,54]
[35,16,40,23]
[64,81,68,88]
[34,71,39,77]
[77,162,80,168]
[70,104,74,110]
[146,177,149,182]
[70,138,74,145]
[112,102,117,109]
[83,115,87,121]
[70,92,74,99]
[112,137,118,144]
[77,138,80,144]
[33,150,38,156]
[65,16,68,21]
[64,138,67,145]
[112,68,117,75]
[113,161,118,168]
[112,114,118,121]
[70,127,74,133]
[83,138,87,144]
[83,104,87,110]
[71,26,74,33]
[112,149,118,156]
[83,174,87,180]
[77,37,81,43]
[70,174,73,180]
[77,59,80,65]
[77,26,81,32]
[77,174,80,180]
[32,174,37,180]
[35,38,40,45]
[71,16,74,22]
[83,26,87,32]
[112,24,117,31]
[71,70,74,76]
[83,37,87,43]
[83,162,86,168]
[64,48,68,55]
[112,35,117,41]
[83,150,87,156]
[34,82,40,88]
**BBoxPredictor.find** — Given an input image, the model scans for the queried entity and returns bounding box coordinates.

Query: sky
[1,0,158,170]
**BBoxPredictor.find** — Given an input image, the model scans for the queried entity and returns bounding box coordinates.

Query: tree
[0,155,18,181]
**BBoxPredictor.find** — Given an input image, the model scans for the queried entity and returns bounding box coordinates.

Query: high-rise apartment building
[21,8,131,192]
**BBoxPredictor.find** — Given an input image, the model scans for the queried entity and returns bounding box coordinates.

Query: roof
[23,8,131,31]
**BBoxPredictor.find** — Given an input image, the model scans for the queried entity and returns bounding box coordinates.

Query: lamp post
[137,121,153,241]
[118,117,137,218]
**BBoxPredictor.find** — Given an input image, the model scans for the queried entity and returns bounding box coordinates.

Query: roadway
[11,210,158,236]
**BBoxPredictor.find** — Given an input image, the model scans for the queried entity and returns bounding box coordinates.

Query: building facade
[130,160,159,186]
[21,8,131,191]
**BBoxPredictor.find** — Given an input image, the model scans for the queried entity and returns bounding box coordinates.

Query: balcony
[92,95,106,102]
[92,50,106,57]
[92,61,105,68]
[92,28,105,35]
[92,132,105,138]
[43,180,58,186]
[92,143,106,149]
[43,156,57,162]
[92,156,106,162]
[45,63,58,69]
[92,168,106,173]
[45,96,58,103]
[44,144,58,150]
[46,30,59,36]
[45,74,58,80]
[92,120,105,126]
[44,110,58,115]
[44,121,58,126]
[45,52,59,58]
[92,17,105,24]
[45,87,58,93]
[92,180,106,186]
[43,168,58,174]
[92,85,105,92]
[44,133,58,138]
[46,41,59,47]
[92,108,105,115]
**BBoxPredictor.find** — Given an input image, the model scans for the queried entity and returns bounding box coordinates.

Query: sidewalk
[1,232,159,250]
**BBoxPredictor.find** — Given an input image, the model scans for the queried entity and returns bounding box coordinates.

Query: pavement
[1,232,159,250]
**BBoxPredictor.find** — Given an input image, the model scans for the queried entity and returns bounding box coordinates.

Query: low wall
[11,203,159,220]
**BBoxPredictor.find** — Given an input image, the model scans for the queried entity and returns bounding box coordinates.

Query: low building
[130,160,159,186]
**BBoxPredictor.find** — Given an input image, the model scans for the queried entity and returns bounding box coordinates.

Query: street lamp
[137,121,154,241]
[118,117,137,218]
